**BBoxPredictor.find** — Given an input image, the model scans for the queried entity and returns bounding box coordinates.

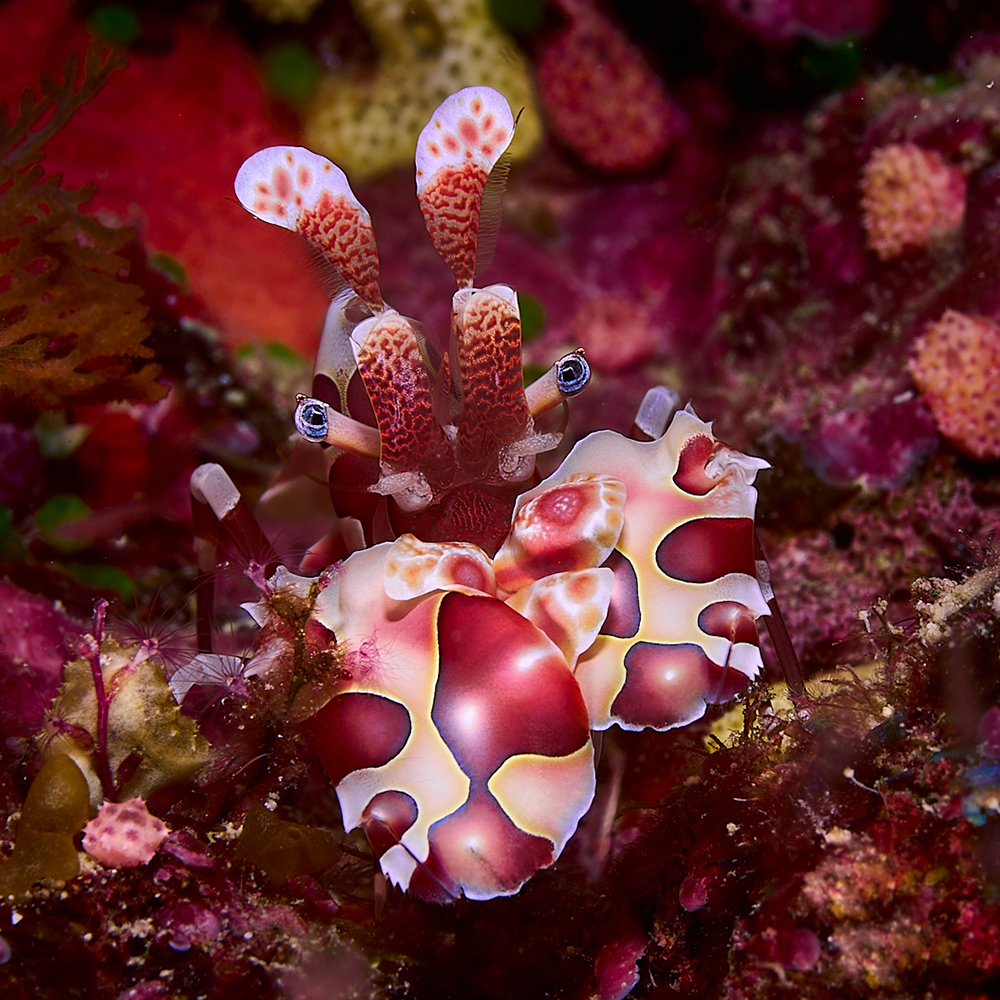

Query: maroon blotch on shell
[407,791,557,903]
[611,642,750,729]
[655,518,756,583]
[361,790,420,858]
[600,551,641,639]
[673,434,719,496]
[307,692,411,785]
[698,601,760,646]
[431,593,590,780]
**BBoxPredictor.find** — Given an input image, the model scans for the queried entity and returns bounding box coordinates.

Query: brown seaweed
[0,46,164,413]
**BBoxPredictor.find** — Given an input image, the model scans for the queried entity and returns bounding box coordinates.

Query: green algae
[0,754,90,898]
[236,805,342,885]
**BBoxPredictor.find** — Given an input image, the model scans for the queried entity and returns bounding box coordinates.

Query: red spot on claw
[443,134,461,155]
[449,555,493,592]
[273,166,292,200]
[543,490,583,529]
[458,118,479,146]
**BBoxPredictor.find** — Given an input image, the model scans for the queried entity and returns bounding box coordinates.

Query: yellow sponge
[244,0,324,23]
[304,0,541,179]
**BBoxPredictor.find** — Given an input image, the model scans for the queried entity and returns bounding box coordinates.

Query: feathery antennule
[234,146,384,311]
[415,87,516,287]
[294,230,353,302]
[472,144,513,285]
[167,653,250,705]
[107,604,196,676]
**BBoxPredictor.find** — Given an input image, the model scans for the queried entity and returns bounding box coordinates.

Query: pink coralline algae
[158,900,223,952]
[717,0,884,42]
[908,310,1000,461]
[0,0,329,352]
[0,582,83,739]
[800,396,939,490]
[569,295,660,372]
[535,0,676,172]
[860,144,967,260]
[82,797,169,869]
[752,926,822,972]
[593,917,647,1000]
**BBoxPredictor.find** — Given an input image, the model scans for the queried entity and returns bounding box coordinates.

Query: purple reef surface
[2,1,1000,998]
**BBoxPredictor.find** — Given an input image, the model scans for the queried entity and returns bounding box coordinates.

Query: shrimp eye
[555,351,591,397]
[294,397,330,442]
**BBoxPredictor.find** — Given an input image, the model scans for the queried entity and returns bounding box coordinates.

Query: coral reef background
[2,0,1000,997]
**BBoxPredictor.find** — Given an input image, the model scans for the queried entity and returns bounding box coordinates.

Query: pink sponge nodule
[860,144,966,260]
[83,798,170,869]
[908,310,1000,462]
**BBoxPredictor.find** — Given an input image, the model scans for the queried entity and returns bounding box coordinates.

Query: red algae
[0,0,328,353]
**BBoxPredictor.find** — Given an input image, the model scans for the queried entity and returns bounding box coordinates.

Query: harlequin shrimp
[190,87,795,902]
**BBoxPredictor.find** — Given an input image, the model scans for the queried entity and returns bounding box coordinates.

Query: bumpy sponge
[860,144,966,260]
[535,0,676,172]
[908,310,1000,461]
[83,798,169,869]
[303,0,540,179]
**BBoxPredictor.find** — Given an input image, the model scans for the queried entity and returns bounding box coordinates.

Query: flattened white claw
[415,87,516,192]
[415,87,516,285]
[494,474,627,592]
[235,145,383,310]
